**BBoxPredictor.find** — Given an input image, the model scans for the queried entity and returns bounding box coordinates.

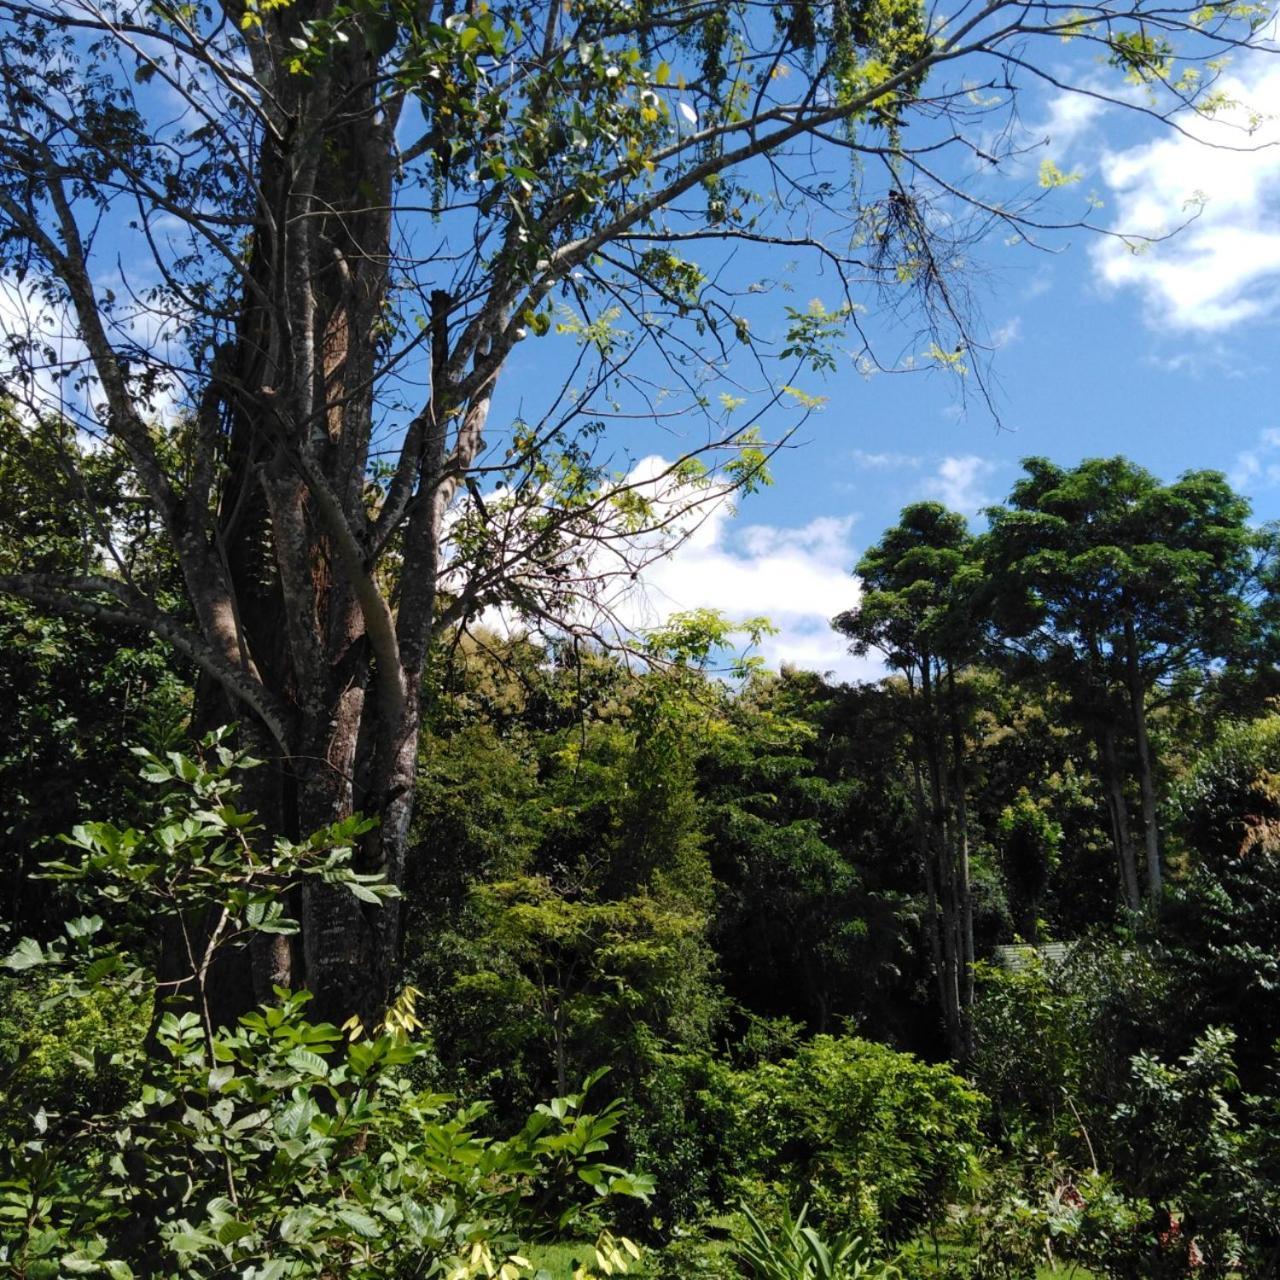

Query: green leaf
[61,1252,102,1274]
[3,937,46,970]
[286,1047,329,1076]
[65,914,104,939]
[84,953,125,984]
[215,1219,255,1246]
[335,1207,380,1238]
[169,1230,217,1254]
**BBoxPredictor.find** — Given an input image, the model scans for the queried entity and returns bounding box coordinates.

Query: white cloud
[921,454,999,515]
[0,272,182,427]
[466,455,884,682]
[637,502,883,681]
[991,315,1022,348]
[0,275,89,422]
[1039,89,1109,152]
[1230,427,1280,492]
[848,449,923,469]
[1090,56,1280,330]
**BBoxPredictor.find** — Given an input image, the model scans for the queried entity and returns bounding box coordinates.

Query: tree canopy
[0,0,1273,1021]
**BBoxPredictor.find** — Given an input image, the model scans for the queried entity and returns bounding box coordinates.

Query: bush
[624,1049,751,1231]
[744,1037,983,1244]
[0,970,147,1141]
[0,733,652,1280]
[966,1030,1280,1279]
[650,1227,740,1280]
[970,941,1171,1159]
[0,989,654,1279]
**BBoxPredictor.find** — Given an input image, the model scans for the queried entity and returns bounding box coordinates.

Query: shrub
[744,1036,984,1244]
[0,970,147,1141]
[970,940,1171,1159]
[0,732,652,1280]
[624,1049,751,1230]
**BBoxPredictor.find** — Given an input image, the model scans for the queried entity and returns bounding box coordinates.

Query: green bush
[0,970,147,1140]
[743,1037,983,1244]
[970,941,1171,1159]
[0,733,652,1280]
[0,990,654,1280]
[622,1037,981,1247]
[650,1227,740,1280]
[625,1050,751,1230]
[965,1029,1280,1278]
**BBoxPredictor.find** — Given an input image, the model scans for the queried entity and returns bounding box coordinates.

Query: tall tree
[0,0,1268,1021]
[983,457,1261,910]
[835,501,981,1059]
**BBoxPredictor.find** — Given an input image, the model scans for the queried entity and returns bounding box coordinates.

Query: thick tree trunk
[159,5,426,1028]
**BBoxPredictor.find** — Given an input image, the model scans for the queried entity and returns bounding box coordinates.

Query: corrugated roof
[994,942,1071,972]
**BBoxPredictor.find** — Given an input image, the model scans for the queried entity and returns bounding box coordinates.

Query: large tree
[834,500,981,1059]
[0,0,1269,1021]
[983,457,1264,911]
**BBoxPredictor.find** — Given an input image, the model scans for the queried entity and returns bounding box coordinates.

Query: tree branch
[0,572,292,752]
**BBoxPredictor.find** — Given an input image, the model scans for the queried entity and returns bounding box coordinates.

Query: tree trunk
[919,662,964,1060]
[1096,725,1142,914]
[153,6,429,1028]
[947,667,974,1062]
[910,750,955,1056]
[1123,612,1163,909]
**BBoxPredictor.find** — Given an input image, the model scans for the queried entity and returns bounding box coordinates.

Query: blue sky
[3,16,1278,683]
[592,47,1280,680]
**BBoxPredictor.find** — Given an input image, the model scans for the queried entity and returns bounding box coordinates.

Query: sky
[4,15,1280,686]
[580,47,1280,681]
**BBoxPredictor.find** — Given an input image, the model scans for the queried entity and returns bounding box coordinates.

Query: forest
[2,0,1280,1272]
[6,446,1280,1277]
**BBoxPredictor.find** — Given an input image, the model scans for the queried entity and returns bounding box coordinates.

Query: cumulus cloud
[1089,55,1280,330]
[637,502,883,681]
[921,455,1000,515]
[1230,427,1280,493]
[467,455,884,682]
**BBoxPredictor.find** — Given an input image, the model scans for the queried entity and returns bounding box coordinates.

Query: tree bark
[1096,725,1142,914]
[1123,612,1163,909]
[947,666,974,1062]
[910,748,955,1056]
[919,661,964,1061]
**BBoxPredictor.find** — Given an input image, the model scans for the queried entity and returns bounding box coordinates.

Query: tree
[983,458,1262,911]
[408,630,723,1109]
[701,670,880,1036]
[0,407,190,935]
[453,876,709,1098]
[995,789,1061,944]
[0,0,1270,1022]
[834,501,981,1059]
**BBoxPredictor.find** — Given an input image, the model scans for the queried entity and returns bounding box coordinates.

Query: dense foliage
[6,453,1280,1273]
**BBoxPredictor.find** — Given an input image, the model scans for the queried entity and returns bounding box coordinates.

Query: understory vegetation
[5,455,1280,1276]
